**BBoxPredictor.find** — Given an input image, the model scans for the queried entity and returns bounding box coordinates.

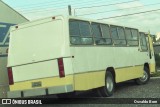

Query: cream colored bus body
[7,16,155,98]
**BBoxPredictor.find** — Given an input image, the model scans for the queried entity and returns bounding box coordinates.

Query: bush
[155,54,160,67]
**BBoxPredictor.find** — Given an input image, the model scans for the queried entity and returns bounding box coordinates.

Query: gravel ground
[111,78,160,98]
[1,78,160,107]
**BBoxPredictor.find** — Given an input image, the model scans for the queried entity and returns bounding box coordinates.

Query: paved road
[2,78,160,107]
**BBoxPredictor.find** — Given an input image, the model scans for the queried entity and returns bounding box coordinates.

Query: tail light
[58,58,65,78]
[7,67,14,85]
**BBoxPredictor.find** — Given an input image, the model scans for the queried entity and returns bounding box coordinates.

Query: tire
[135,66,150,85]
[98,71,115,97]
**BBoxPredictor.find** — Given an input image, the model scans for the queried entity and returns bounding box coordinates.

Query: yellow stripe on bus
[74,70,105,91]
[10,65,146,91]
[10,75,74,91]
[74,65,144,90]
[115,65,143,83]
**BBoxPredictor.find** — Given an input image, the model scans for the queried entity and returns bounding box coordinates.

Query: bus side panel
[71,47,143,90]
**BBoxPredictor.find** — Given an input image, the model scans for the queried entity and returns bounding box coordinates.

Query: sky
[2,0,160,35]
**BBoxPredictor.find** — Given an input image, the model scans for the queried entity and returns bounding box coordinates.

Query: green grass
[151,71,160,77]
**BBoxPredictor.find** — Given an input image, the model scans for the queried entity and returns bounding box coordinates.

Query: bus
[7,16,156,98]
[0,22,15,98]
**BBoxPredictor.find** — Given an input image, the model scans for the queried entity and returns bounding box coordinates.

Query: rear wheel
[135,66,150,85]
[98,71,115,97]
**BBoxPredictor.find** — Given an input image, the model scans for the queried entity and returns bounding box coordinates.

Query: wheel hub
[139,70,148,82]
[106,76,113,92]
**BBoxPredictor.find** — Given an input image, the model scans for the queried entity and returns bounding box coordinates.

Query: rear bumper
[7,84,73,98]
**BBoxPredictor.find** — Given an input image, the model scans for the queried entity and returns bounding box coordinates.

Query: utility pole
[68,5,72,16]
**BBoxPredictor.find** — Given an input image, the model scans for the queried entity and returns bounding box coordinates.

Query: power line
[16,0,107,11]
[17,4,68,12]
[74,0,138,10]
[15,0,74,8]
[19,0,137,15]
[18,0,123,13]
[68,0,119,7]
[21,0,138,15]
[16,0,107,13]
[98,8,160,20]
[77,2,160,16]
[18,5,68,13]
[15,0,78,9]
[74,0,138,16]
[22,7,67,14]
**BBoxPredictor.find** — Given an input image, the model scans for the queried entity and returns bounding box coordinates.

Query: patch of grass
[151,71,160,77]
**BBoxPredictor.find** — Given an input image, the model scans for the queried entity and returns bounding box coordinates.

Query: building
[0,0,29,98]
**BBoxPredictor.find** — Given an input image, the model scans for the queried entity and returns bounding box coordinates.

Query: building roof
[0,0,29,24]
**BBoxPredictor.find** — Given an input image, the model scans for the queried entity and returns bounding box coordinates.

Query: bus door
[147,34,156,73]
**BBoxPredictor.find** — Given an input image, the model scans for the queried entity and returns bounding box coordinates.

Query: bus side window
[69,20,81,45]
[91,23,103,44]
[140,33,148,51]
[131,29,139,46]
[101,24,112,45]
[131,29,138,40]
[79,21,93,45]
[110,26,126,45]
[110,26,118,40]
[125,28,132,40]
[69,20,93,45]
[125,28,138,46]
[91,23,112,45]
[117,27,126,45]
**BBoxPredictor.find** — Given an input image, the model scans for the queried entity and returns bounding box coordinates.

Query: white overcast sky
[2,0,160,35]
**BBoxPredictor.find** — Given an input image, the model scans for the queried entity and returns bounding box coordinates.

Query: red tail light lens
[7,67,14,85]
[58,58,65,78]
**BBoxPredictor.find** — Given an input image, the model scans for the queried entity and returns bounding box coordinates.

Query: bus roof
[10,15,144,33]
